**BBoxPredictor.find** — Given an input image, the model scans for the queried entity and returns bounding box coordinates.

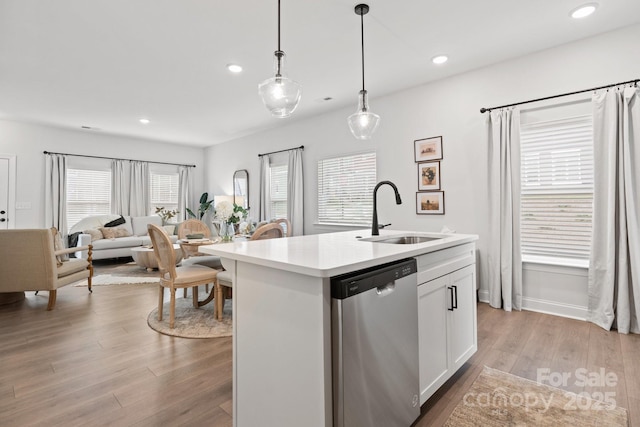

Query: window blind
[270,164,288,219]
[66,168,111,232]
[149,172,179,215]
[317,152,376,225]
[520,115,593,259]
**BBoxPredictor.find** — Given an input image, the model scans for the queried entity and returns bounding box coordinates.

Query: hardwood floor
[1,261,639,426]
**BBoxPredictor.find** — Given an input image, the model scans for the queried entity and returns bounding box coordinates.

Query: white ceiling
[1,0,639,147]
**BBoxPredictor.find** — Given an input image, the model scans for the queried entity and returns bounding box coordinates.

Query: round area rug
[147,297,232,339]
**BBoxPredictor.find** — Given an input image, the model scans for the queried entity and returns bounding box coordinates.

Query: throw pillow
[104,215,126,227]
[84,228,104,242]
[100,226,132,239]
[52,229,68,266]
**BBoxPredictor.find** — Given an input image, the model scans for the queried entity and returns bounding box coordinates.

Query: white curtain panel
[128,161,149,216]
[486,108,523,311]
[588,86,640,334]
[287,148,304,236]
[178,166,191,221]
[111,159,128,215]
[45,153,67,234]
[258,155,271,222]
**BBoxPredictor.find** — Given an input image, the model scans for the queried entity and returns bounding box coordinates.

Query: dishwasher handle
[376,281,396,296]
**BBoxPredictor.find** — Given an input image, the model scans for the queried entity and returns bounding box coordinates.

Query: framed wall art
[416,191,445,215]
[417,161,440,191]
[414,136,443,162]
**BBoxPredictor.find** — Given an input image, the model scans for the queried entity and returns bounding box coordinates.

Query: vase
[221,222,234,242]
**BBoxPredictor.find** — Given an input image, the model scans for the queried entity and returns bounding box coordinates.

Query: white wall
[204,24,640,318]
[0,120,206,228]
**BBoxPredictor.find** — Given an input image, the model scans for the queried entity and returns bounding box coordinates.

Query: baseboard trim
[476,290,587,321]
[522,297,587,321]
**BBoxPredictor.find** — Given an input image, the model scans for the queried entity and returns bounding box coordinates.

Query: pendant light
[348,4,380,140]
[258,0,302,118]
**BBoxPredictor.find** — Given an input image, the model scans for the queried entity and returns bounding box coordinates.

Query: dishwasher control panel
[330,258,417,299]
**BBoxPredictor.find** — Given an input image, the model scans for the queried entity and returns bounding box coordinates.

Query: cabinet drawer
[415,242,475,284]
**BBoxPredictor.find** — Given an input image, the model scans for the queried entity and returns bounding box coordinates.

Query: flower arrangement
[215,201,248,224]
[155,207,179,225]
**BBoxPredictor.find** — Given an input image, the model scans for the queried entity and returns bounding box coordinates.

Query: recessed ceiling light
[227,64,243,73]
[570,3,598,19]
[431,55,448,65]
[139,118,150,124]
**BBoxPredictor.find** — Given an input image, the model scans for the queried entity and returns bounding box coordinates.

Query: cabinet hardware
[448,286,454,311]
[452,285,458,309]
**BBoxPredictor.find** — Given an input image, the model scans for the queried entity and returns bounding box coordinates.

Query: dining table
[177,236,247,307]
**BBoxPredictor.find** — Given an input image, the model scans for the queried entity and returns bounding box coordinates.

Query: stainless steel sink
[361,235,443,244]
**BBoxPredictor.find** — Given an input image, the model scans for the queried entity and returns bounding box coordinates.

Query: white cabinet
[416,243,477,405]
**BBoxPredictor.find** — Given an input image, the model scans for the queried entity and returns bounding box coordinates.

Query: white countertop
[199,229,478,278]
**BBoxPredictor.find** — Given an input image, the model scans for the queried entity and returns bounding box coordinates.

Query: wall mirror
[233,169,249,209]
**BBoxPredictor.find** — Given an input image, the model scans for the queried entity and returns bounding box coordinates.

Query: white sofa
[74,215,178,260]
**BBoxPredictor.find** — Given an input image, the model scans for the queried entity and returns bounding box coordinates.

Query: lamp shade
[258,76,301,117]
[347,90,380,140]
[258,51,301,118]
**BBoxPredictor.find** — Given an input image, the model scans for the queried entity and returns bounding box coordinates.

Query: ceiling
[1,1,639,147]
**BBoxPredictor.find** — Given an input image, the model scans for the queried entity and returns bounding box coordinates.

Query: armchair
[0,229,93,310]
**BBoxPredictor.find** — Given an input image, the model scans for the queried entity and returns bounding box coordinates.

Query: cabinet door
[417,275,449,405]
[447,265,477,371]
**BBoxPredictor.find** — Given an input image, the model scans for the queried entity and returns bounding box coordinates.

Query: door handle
[0,210,5,214]
[0,218,6,222]
[452,285,458,310]
[448,286,454,311]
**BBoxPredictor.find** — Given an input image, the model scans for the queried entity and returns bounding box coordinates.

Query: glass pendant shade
[348,90,380,140]
[258,51,302,118]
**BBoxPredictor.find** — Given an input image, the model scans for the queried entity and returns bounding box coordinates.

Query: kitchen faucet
[372,180,402,236]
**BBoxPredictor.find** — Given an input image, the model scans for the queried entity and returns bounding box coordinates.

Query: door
[448,265,477,370]
[0,156,14,229]
[417,275,449,405]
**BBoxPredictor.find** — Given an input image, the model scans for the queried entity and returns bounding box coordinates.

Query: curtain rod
[480,78,639,113]
[258,145,304,158]
[43,151,196,168]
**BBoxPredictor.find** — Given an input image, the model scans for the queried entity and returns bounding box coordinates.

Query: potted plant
[186,192,214,219]
[155,207,179,234]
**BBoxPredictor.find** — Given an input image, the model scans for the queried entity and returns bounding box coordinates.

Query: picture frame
[417,161,440,191]
[416,191,445,215]
[414,136,443,162]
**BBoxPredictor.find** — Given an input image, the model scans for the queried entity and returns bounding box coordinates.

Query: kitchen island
[200,229,478,427]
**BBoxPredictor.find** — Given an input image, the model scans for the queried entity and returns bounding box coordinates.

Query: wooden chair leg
[47,290,57,311]
[183,288,188,298]
[170,288,176,329]
[158,286,164,321]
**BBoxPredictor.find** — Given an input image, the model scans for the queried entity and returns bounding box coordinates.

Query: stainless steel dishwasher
[331,258,420,427]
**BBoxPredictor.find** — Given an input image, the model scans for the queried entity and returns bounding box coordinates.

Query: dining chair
[177,219,211,240]
[214,223,284,320]
[271,218,292,237]
[148,224,219,328]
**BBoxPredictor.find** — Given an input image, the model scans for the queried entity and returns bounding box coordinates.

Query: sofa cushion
[90,236,144,250]
[131,215,162,236]
[58,258,89,278]
[100,226,132,239]
[70,214,121,234]
[84,228,104,242]
[52,231,69,265]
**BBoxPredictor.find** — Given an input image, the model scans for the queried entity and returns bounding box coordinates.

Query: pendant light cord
[277,0,281,52]
[360,10,365,92]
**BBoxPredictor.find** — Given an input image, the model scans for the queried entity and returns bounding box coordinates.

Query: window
[317,152,376,225]
[520,115,593,260]
[66,168,111,232]
[149,172,179,215]
[270,164,288,219]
